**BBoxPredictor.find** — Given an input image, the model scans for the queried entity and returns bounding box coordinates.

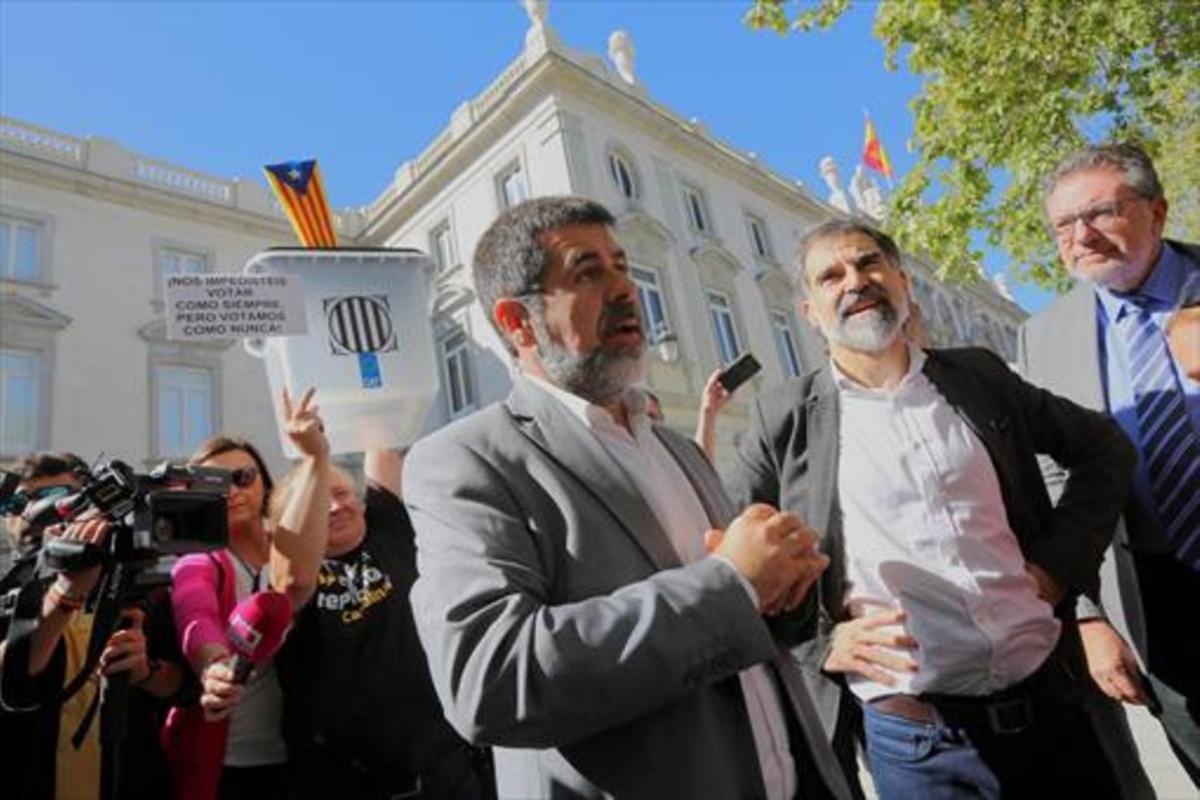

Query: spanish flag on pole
[264,159,338,248]
[862,115,894,183]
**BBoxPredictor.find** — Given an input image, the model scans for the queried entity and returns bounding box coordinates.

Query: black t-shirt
[277,486,464,782]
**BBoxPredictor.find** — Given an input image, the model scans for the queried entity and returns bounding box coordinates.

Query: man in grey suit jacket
[405,197,853,799]
[1021,142,1200,788]
[726,219,1130,798]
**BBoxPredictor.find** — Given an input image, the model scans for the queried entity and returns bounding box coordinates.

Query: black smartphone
[717,353,761,393]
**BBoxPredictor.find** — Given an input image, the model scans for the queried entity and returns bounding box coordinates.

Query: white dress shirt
[832,347,1061,702]
[528,376,796,800]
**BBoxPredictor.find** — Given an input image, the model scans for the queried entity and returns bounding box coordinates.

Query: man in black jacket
[725,219,1134,798]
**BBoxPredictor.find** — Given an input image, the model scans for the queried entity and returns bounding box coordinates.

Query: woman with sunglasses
[164,388,330,800]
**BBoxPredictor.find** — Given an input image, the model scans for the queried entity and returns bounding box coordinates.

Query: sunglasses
[230,466,260,489]
[1,484,74,516]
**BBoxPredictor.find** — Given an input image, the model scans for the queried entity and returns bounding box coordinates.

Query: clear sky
[0,0,1054,312]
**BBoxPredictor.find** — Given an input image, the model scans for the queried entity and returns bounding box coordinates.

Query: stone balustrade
[1,115,360,231]
[0,117,85,164]
[134,157,234,204]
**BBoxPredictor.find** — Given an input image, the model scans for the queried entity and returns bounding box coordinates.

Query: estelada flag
[264,159,338,248]
[862,116,894,181]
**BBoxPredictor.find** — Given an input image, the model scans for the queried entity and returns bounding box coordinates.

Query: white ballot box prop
[244,248,437,458]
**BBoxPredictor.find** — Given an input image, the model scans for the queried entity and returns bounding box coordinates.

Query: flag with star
[861,114,894,182]
[264,159,338,247]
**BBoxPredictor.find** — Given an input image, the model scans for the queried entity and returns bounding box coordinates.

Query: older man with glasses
[1020,142,1200,790]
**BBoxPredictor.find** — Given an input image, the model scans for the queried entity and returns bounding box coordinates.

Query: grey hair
[792,218,902,291]
[473,196,616,354]
[1044,142,1163,201]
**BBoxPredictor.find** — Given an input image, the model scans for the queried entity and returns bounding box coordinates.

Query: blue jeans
[863,704,1000,800]
[863,696,1121,800]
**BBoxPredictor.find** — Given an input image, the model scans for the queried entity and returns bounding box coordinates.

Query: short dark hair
[17,452,86,482]
[793,219,902,288]
[189,435,274,514]
[1044,142,1163,202]
[473,196,616,353]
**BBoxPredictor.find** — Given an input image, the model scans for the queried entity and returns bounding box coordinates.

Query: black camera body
[39,459,229,575]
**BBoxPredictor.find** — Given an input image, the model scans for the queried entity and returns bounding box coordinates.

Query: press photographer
[0,455,231,800]
[0,453,87,579]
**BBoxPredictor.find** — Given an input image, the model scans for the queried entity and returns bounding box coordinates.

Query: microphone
[22,491,87,529]
[225,591,293,684]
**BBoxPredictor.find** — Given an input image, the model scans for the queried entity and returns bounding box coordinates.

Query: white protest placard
[165,274,308,341]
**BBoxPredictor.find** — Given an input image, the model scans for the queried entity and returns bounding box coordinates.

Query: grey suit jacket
[1018,240,1200,662]
[405,376,851,800]
[724,347,1136,739]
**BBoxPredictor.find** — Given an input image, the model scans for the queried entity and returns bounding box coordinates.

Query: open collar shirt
[527,375,797,800]
[831,346,1061,702]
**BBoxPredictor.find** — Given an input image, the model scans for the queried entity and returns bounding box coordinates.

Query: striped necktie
[1116,299,1200,568]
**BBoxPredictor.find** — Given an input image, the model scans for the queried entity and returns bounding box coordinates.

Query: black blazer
[723,346,1136,736]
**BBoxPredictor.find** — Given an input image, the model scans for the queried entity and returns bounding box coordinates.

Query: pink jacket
[162,550,237,800]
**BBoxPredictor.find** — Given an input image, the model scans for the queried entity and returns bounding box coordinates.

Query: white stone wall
[1,132,293,473]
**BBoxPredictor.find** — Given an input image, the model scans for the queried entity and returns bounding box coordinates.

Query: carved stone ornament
[522,0,547,28]
[818,155,850,214]
[608,29,636,85]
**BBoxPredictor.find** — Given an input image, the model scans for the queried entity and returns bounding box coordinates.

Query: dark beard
[528,300,645,405]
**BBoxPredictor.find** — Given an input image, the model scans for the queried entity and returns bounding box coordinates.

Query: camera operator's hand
[282,387,329,460]
[199,657,245,721]
[43,514,110,606]
[26,514,109,677]
[99,608,150,683]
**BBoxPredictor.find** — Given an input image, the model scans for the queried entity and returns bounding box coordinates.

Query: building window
[430,222,455,272]
[154,244,208,304]
[631,266,670,343]
[607,150,638,200]
[682,184,710,233]
[771,310,803,378]
[439,329,476,419]
[746,214,773,261]
[497,162,528,210]
[0,215,44,283]
[158,246,207,279]
[0,349,41,455]
[155,364,215,458]
[706,291,741,365]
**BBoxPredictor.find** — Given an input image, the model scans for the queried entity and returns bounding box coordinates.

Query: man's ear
[799,298,818,329]
[493,298,535,351]
[1151,196,1169,237]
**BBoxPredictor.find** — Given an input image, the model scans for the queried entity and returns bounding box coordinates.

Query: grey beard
[529,314,645,406]
[824,295,909,353]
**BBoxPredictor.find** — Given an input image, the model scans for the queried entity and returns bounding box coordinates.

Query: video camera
[31,459,230,575]
[3,457,230,626]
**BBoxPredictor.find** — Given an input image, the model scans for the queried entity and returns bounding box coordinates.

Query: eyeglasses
[1,484,74,516]
[1049,198,1131,242]
[230,466,259,489]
